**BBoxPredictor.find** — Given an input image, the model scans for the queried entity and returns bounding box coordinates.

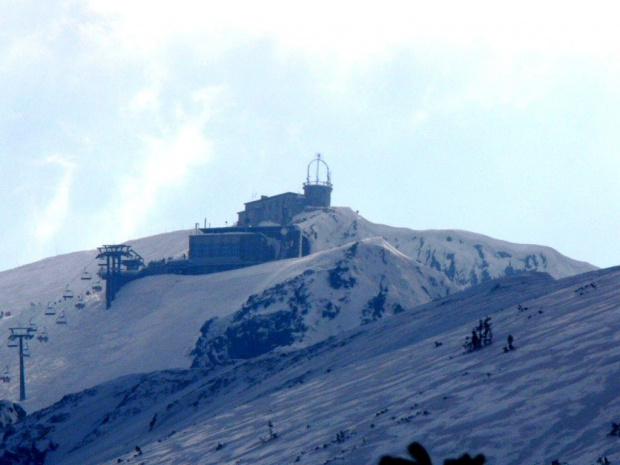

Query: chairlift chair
[28,318,38,332]
[37,327,49,343]
[81,267,92,281]
[63,285,74,300]
[22,342,30,357]
[92,281,103,292]
[7,337,17,348]
[56,310,67,325]
[1,366,9,383]
[75,301,85,309]
[44,302,56,316]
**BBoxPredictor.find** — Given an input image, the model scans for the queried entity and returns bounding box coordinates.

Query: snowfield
[0,207,612,465]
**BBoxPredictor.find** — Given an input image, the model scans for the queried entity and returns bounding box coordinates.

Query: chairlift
[81,267,92,281]
[28,318,38,332]
[56,310,67,325]
[37,326,49,343]
[63,285,74,300]
[7,337,17,348]
[1,366,9,383]
[44,302,56,316]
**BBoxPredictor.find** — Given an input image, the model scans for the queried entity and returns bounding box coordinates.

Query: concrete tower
[303,153,332,207]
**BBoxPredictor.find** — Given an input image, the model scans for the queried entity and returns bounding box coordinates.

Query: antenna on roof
[305,153,332,187]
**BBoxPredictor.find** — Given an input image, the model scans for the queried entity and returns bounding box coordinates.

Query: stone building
[237,193,306,227]
[188,225,309,273]
[237,154,332,227]
[186,154,332,273]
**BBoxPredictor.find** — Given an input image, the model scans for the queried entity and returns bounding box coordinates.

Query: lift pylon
[7,325,36,401]
[96,244,144,308]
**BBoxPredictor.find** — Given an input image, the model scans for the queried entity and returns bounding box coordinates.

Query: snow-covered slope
[2,266,620,465]
[0,229,191,313]
[296,207,595,284]
[0,236,456,413]
[0,206,605,464]
[0,208,592,413]
[191,237,456,369]
[0,230,193,412]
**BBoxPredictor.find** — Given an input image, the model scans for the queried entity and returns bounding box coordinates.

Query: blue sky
[1,1,619,271]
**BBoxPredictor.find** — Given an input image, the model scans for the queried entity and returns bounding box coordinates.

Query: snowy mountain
[295,207,594,284]
[190,237,457,369]
[0,206,607,464]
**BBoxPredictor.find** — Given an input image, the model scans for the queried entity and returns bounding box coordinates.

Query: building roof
[242,191,303,206]
[196,225,300,235]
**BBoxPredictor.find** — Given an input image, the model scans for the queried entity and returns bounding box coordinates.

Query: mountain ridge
[0,207,608,465]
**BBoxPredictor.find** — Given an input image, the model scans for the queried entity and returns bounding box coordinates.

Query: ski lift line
[53,254,100,303]
[11,255,98,322]
[11,252,101,326]
[38,256,94,310]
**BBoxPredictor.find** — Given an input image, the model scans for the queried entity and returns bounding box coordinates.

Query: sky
[1,0,619,272]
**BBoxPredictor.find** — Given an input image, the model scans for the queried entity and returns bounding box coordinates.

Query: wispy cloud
[34,155,77,244]
[126,85,161,115]
[100,86,221,242]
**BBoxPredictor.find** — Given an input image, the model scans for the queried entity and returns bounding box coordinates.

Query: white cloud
[101,86,221,242]
[34,155,77,244]
[81,0,620,123]
[84,0,620,61]
[126,86,161,115]
[114,123,211,239]
[434,55,555,114]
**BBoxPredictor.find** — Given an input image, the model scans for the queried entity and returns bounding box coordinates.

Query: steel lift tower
[8,325,36,401]
[96,245,144,309]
